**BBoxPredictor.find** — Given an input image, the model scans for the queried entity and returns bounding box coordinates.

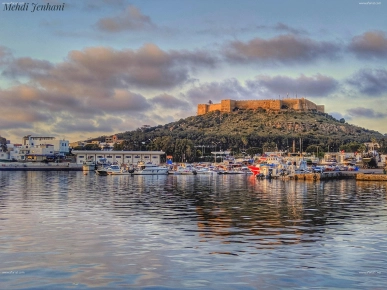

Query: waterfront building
[22,135,69,155]
[71,150,165,165]
[0,151,9,160]
[25,144,55,161]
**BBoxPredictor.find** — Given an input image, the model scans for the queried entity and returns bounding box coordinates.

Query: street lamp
[212,142,219,163]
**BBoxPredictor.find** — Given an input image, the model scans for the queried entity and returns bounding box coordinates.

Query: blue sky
[0,0,386,143]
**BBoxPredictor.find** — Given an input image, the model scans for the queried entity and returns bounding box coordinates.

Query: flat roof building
[72,150,165,165]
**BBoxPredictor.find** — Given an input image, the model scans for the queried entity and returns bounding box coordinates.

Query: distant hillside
[97,109,386,161]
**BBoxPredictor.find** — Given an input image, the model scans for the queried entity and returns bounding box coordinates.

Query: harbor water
[1,171,387,289]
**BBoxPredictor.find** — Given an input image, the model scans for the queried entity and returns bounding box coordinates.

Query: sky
[0,0,386,143]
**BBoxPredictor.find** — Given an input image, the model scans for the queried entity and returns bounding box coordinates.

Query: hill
[96,109,386,162]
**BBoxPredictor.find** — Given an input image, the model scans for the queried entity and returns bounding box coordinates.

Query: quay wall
[0,162,82,171]
[356,173,387,181]
[291,172,355,181]
[197,98,324,115]
[290,172,387,181]
[0,167,82,171]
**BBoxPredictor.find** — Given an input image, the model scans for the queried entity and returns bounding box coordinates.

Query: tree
[339,118,345,123]
[73,146,84,150]
[262,142,277,152]
[241,136,249,149]
[246,147,262,157]
[84,144,101,150]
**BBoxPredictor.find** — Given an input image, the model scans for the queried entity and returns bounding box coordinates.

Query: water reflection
[1,171,386,289]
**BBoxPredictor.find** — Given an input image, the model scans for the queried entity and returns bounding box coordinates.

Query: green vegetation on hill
[97,109,386,162]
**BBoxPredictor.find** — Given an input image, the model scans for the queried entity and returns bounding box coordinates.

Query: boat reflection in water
[1,171,386,289]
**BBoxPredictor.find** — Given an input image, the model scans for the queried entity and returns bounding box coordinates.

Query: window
[107,156,112,158]
[125,156,131,158]
[152,156,158,159]
[134,155,140,158]
[97,156,103,158]
[144,156,149,159]
[79,156,84,158]
[116,156,121,158]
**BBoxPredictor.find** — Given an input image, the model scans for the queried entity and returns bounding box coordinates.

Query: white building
[72,150,165,165]
[26,144,56,161]
[23,135,69,155]
[0,150,9,160]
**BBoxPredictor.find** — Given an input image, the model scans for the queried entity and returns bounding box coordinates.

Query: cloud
[0,46,12,65]
[185,78,257,104]
[151,93,191,110]
[330,111,346,121]
[347,68,387,96]
[349,31,387,59]
[54,116,121,134]
[0,44,220,141]
[96,5,155,32]
[3,44,217,92]
[223,34,340,64]
[346,107,387,119]
[2,57,53,78]
[273,22,307,35]
[247,74,339,97]
[184,74,339,106]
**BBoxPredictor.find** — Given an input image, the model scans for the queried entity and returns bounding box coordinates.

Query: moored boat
[83,161,96,171]
[95,164,123,175]
[172,164,197,175]
[132,161,169,175]
[195,167,215,174]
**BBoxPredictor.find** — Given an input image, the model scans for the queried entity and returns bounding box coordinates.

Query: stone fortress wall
[197,98,324,115]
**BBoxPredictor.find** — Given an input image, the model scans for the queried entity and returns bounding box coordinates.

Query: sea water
[1,171,386,289]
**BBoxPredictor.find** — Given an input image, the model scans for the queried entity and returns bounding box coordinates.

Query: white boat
[109,166,132,175]
[132,162,169,175]
[195,167,215,174]
[96,164,125,175]
[106,164,122,175]
[172,164,197,175]
[83,161,96,171]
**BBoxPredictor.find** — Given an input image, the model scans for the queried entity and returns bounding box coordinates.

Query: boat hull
[247,165,261,176]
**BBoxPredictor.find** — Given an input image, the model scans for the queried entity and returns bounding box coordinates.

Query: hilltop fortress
[197,98,324,115]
